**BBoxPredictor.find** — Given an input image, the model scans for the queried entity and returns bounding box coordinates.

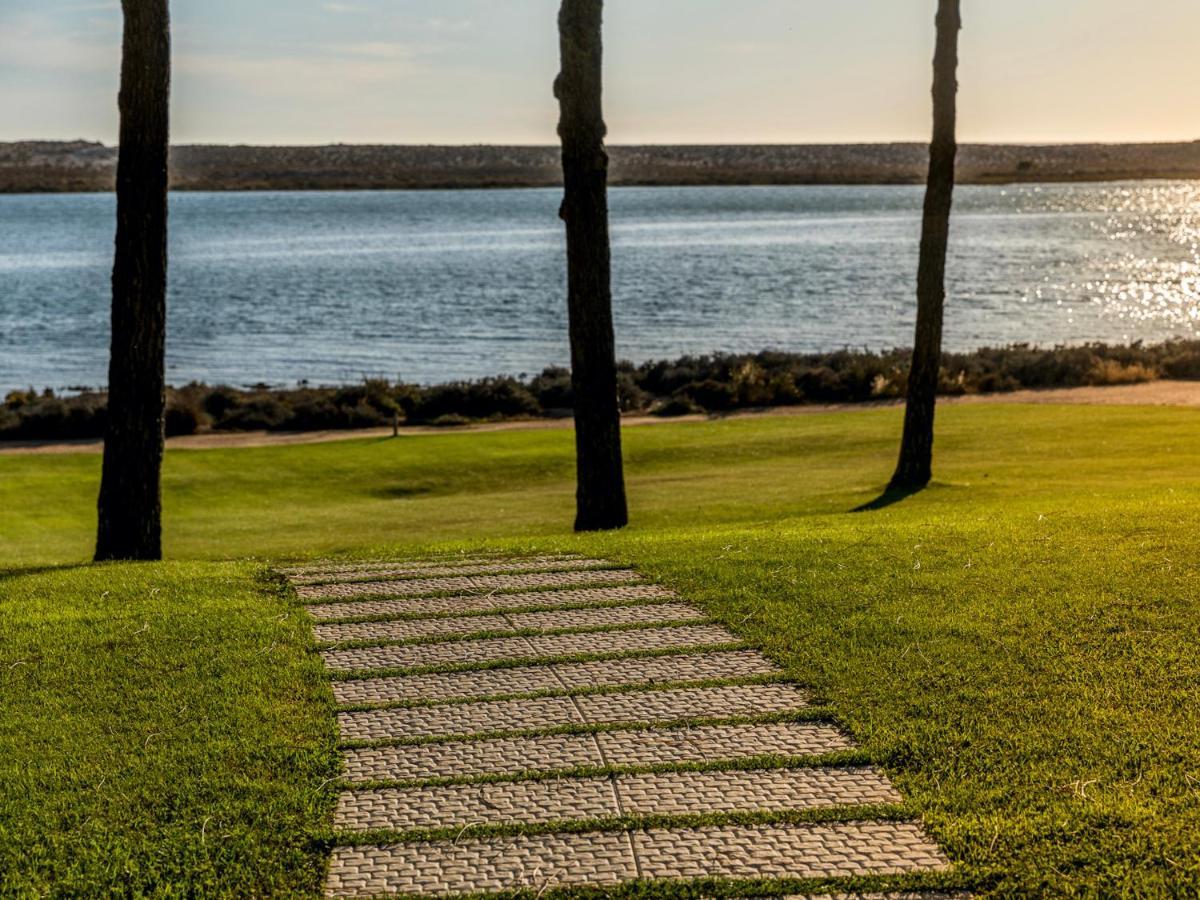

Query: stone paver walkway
[284,555,952,898]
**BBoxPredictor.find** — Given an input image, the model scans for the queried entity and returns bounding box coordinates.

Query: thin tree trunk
[95,0,171,561]
[891,0,961,491]
[554,0,628,532]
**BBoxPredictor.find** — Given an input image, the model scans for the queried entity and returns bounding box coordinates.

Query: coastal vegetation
[4,341,1196,443]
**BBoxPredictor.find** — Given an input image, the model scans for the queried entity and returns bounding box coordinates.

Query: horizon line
[13,138,1200,149]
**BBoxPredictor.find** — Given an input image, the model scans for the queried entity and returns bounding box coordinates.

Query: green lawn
[0,563,339,896]
[3,403,1200,895]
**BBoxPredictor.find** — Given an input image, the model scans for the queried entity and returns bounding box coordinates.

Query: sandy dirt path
[3,379,1198,457]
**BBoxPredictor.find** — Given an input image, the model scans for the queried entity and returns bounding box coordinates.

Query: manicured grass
[3,403,1200,894]
[7,402,1195,566]
[0,563,339,896]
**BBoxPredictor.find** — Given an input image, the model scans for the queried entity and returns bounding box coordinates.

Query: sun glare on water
[1022,183,1200,335]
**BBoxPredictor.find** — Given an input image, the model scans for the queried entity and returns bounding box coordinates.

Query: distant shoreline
[4,140,1200,193]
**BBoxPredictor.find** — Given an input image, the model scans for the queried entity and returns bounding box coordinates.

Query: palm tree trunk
[891,0,961,491]
[95,0,171,561]
[554,0,629,532]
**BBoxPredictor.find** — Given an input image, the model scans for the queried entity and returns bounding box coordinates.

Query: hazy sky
[1,0,1196,145]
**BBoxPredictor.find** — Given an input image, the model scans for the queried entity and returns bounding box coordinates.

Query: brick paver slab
[334,666,565,707]
[321,624,739,673]
[334,766,897,832]
[315,613,510,645]
[280,557,504,576]
[632,821,949,880]
[325,831,639,898]
[315,603,706,645]
[337,682,806,743]
[325,821,947,896]
[338,696,585,743]
[334,777,621,831]
[595,721,855,768]
[575,683,809,725]
[617,767,900,817]
[287,558,597,583]
[332,650,781,706]
[291,558,612,586]
[506,603,704,632]
[552,648,778,690]
[297,568,645,601]
[306,584,677,621]
[342,733,607,783]
[340,721,853,784]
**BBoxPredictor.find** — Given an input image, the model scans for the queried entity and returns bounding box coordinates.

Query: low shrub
[427,413,472,428]
[529,367,573,411]
[165,386,209,436]
[1163,348,1200,379]
[653,396,702,417]
[202,385,241,420]
[2,391,106,440]
[164,403,205,437]
[408,378,539,424]
[1085,360,1158,386]
[4,339,1199,442]
[683,379,738,411]
[217,397,292,431]
[616,367,650,412]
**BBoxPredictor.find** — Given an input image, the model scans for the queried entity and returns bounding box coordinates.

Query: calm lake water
[2,183,1198,392]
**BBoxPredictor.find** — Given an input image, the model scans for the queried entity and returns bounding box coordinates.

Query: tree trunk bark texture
[555,0,629,532]
[95,0,171,561]
[891,0,961,491]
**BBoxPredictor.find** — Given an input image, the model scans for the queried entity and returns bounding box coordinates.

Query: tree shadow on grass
[0,563,91,583]
[369,484,436,500]
[852,484,927,512]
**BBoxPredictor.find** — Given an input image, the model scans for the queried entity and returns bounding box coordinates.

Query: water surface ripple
[1,183,1197,391]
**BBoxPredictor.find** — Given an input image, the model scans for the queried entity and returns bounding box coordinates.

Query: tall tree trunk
[95,0,171,561]
[554,0,628,532]
[891,0,961,491]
